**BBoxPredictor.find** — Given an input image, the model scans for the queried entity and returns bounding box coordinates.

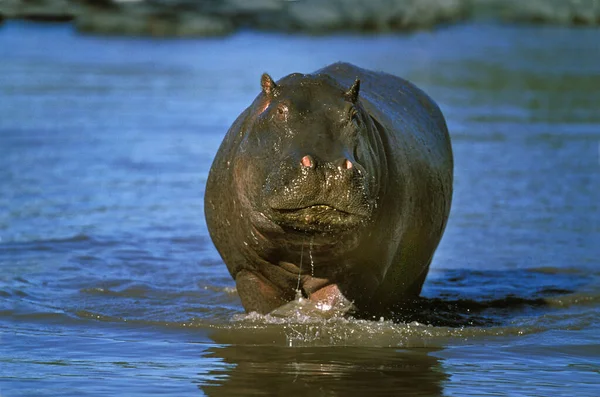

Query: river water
[1,20,599,396]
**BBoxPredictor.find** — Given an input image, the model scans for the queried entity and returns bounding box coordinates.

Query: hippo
[204,62,453,316]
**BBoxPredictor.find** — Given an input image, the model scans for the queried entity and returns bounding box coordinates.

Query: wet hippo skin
[205,62,453,316]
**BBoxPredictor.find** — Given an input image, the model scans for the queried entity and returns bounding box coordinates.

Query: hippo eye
[275,104,288,121]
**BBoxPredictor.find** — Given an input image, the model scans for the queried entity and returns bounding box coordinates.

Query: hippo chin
[204,62,453,316]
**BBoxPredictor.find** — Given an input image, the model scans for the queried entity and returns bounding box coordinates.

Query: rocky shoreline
[0,0,598,36]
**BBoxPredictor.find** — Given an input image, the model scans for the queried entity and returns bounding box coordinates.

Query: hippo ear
[345,78,360,103]
[261,73,277,96]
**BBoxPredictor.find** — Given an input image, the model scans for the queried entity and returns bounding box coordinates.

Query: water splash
[309,236,315,277]
[222,310,553,348]
[295,238,304,294]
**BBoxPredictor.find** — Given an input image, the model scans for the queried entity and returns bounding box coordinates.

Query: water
[1,20,599,396]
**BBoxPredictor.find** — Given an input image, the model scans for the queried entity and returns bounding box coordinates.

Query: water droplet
[309,236,315,277]
[296,239,304,293]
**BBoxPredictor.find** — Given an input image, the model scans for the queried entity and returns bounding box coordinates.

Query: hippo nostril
[336,158,353,171]
[301,155,314,169]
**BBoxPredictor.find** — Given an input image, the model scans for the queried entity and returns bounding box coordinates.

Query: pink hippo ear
[261,73,278,96]
[345,77,360,103]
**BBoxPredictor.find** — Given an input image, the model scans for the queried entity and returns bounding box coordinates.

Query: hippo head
[232,72,385,246]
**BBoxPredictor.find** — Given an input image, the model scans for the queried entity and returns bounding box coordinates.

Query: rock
[217,0,283,14]
[283,0,345,31]
[511,0,599,25]
[0,0,20,19]
[72,0,469,37]
[1,0,76,21]
[2,0,599,37]
[386,0,469,30]
[75,2,234,37]
[253,0,469,32]
[472,0,600,25]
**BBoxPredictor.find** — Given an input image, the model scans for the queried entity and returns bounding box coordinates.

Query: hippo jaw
[268,203,371,233]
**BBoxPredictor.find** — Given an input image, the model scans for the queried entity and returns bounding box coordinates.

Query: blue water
[1,21,599,396]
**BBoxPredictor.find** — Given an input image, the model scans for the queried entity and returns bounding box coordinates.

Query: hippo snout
[263,151,373,226]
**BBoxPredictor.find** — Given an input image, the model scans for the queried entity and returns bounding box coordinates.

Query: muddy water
[1,21,599,396]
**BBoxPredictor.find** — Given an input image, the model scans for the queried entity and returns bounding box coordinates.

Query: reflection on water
[1,20,599,396]
[198,346,446,396]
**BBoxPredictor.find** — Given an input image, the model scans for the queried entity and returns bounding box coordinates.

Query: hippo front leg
[235,270,290,314]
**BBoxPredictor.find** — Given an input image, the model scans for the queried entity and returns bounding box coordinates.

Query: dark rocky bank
[0,0,598,36]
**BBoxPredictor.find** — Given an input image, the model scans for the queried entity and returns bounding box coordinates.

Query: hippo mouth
[270,203,368,231]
